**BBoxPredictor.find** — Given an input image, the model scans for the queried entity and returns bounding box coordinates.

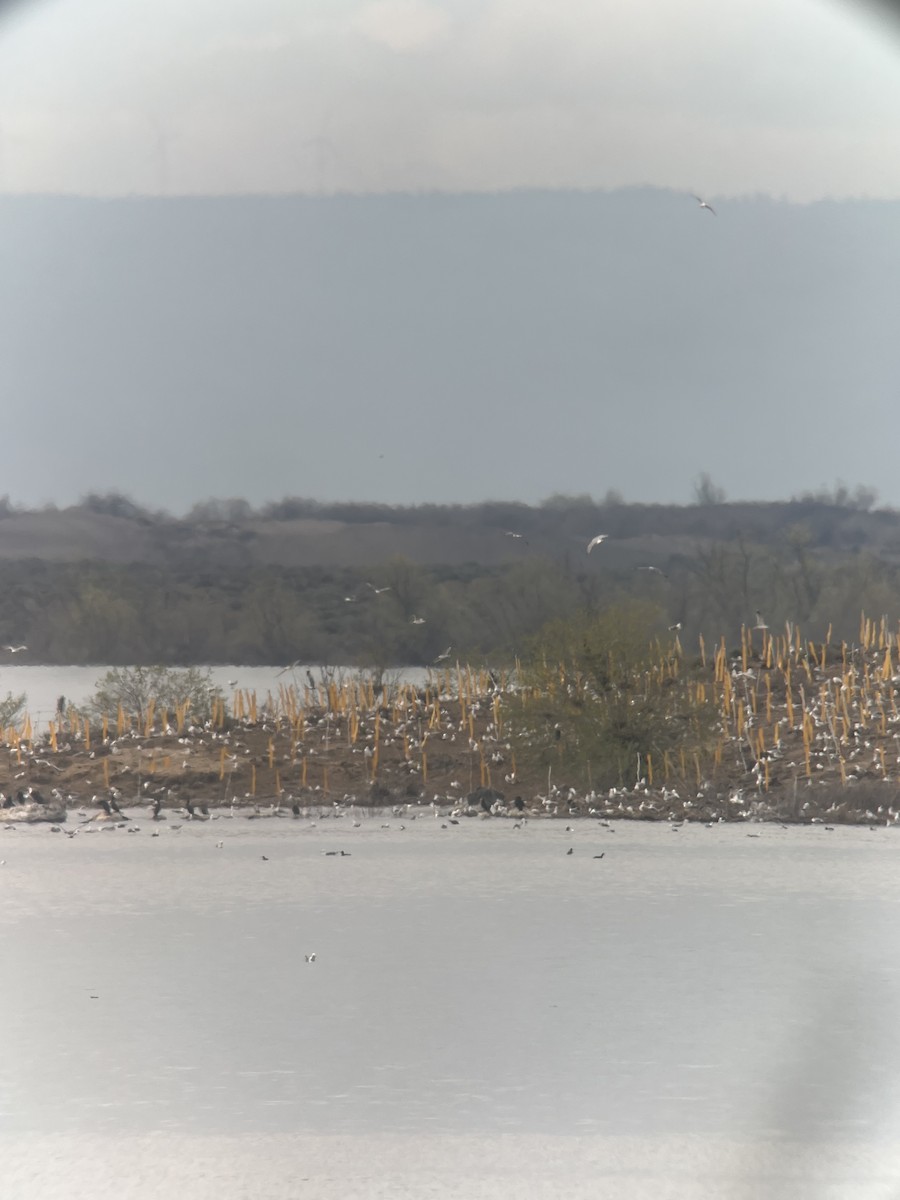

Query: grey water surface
[2,817,900,1198]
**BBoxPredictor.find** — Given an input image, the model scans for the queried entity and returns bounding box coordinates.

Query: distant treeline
[1,525,900,665]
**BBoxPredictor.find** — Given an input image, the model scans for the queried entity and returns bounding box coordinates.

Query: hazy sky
[0,0,899,201]
[0,1,898,514]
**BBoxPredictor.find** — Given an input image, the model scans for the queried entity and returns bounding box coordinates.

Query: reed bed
[3,614,900,824]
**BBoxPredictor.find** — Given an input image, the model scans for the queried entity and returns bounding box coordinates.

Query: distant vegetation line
[0,487,897,664]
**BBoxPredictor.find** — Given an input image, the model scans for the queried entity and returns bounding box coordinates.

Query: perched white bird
[410,616,426,625]
[587,534,608,553]
[692,194,716,215]
[754,611,768,630]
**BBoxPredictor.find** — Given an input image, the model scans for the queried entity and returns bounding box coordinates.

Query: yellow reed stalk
[251,765,256,796]
[101,714,109,741]
[302,757,308,787]
[103,758,109,787]
[421,751,427,783]
[84,719,91,751]
[699,634,706,668]
[220,747,226,780]
[764,759,770,791]
[879,746,886,776]
[268,738,274,769]
[49,722,57,752]
[839,758,846,785]
[647,753,653,786]
[323,764,328,793]
[149,756,155,774]
[694,752,701,786]
[163,756,170,769]
[275,768,282,796]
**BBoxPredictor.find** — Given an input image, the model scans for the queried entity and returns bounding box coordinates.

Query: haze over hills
[0,187,897,513]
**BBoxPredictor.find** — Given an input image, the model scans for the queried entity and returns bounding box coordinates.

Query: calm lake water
[2,818,900,1198]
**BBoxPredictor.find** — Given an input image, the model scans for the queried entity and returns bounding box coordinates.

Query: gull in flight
[305,952,316,963]
[587,534,608,553]
[365,583,392,595]
[410,616,426,625]
[433,646,452,664]
[692,194,716,215]
[636,565,667,577]
[503,531,529,545]
[4,644,26,653]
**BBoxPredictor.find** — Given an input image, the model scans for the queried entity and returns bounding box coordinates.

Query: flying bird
[4,645,26,653]
[305,952,316,963]
[692,194,716,215]
[636,566,667,577]
[754,611,768,630]
[365,583,391,595]
[587,534,608,553]
[433,646,452,664]
[503,531,529,545]
[410,616,426,625]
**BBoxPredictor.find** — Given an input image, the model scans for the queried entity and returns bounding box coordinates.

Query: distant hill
[0,493,897,569]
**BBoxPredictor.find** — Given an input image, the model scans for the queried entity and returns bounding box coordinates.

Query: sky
[0,0,898,513]
[1,0,899,201]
